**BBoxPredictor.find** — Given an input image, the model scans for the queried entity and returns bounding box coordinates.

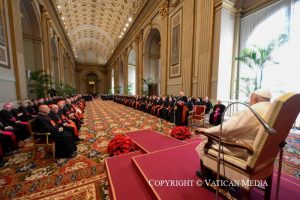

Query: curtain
[238,0,300,100]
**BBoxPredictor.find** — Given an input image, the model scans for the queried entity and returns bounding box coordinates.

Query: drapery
[239,0,300,99]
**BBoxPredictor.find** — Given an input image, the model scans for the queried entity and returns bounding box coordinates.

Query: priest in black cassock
[209,100,226,125]
[175,91,189,126]
[34,105,77,158]
[201,96,213,114]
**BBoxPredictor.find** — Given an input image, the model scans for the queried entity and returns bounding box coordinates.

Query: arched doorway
[86,73,98,94]
[20,0,43,98]
[143,28,161,96]
[128,48,136,95]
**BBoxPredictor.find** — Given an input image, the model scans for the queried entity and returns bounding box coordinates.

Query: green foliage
[55,81,76,96]
[142,78,154,95]
[235,34,288,95]
[28,70,52,98]
[114,85,122,94]
[142,78,153,86]
[239,77,257,97]
[124,82,134,95]
[64,84,76,96]
[55,82,64,96]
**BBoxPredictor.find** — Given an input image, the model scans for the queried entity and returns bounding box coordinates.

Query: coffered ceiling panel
[53,0,146,65]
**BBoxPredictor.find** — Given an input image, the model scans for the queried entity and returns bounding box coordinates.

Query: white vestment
[196,101,271,159]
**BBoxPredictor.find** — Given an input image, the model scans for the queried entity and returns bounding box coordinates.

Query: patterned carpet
[0,99,299,199]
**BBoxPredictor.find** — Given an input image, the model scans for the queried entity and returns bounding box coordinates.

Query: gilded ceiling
[53,0,146,65]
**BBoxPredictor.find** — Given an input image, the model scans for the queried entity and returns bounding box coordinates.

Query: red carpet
[132,141,215,200]
[107,130,300,200]
[105,151,153,200]
[183,136,204,143]
[125,129,185,152]
[251,170,300,200]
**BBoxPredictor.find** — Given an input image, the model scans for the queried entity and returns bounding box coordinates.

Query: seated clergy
[27,101,38,117]
[0,103,30,141]
[17,101,33,122]
[201,96,213,114]
[209,100,226,125]
[34,105,77,158]
[0,121,18,152]
[48,104,80,141]
[195,89,272,168]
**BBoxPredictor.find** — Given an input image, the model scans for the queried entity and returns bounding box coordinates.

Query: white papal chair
[196,93,300,199]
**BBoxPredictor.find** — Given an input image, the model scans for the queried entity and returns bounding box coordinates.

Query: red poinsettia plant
[171,126,191,140]
[107,134,136,157]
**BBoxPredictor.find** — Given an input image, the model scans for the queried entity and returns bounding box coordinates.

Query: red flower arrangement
[107,134,136,157]
[171,126,191,140]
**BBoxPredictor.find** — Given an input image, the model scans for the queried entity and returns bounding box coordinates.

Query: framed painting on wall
[0,0,10,68]
[169,9,182,78]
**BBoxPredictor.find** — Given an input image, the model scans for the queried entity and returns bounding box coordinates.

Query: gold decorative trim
[6,0,21,99]
[241,0,279,17]
[159,0,169,17]
[22,33,43,42]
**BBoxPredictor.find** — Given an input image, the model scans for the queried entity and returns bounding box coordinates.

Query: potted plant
[235,34,287,95]
[124,82,134,95]
[107,134,136,156]
[28,70,52,98]
[171,126,191,140]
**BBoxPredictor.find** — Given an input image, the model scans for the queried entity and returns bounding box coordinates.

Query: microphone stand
[216,102,276,200]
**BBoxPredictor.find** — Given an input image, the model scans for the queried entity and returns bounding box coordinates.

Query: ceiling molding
[52,0,146,65]
[69,24,114,44]
[40,0,75,63]
[107,0,163,67]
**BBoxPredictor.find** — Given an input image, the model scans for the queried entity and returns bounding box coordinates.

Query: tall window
[128,66,136,95]
[111,68,114,94]
[239,0,300,100]
[128,49,136,95]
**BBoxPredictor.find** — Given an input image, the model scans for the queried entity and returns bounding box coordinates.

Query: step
[105,151,154,200]
[132,142,216,200]
[125,129,185,153]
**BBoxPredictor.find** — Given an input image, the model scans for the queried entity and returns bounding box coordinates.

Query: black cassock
[0,110,30,140]
[209,104,226,125]
[175,96,189,126]
[17,106,33,122]
[34,114,77,158]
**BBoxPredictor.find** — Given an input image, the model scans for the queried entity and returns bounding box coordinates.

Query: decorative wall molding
[159,0,169,17]
[241,0,278,17]
[0,72,15,82]
[40,0,75,63]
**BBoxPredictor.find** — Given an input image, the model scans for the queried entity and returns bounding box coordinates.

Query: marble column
[137,31,143,95]
[123,51,129,94]
[41,8,51,74]
[7,0,27,100]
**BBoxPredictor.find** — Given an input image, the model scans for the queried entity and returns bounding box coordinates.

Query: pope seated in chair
[196,89,272,173]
